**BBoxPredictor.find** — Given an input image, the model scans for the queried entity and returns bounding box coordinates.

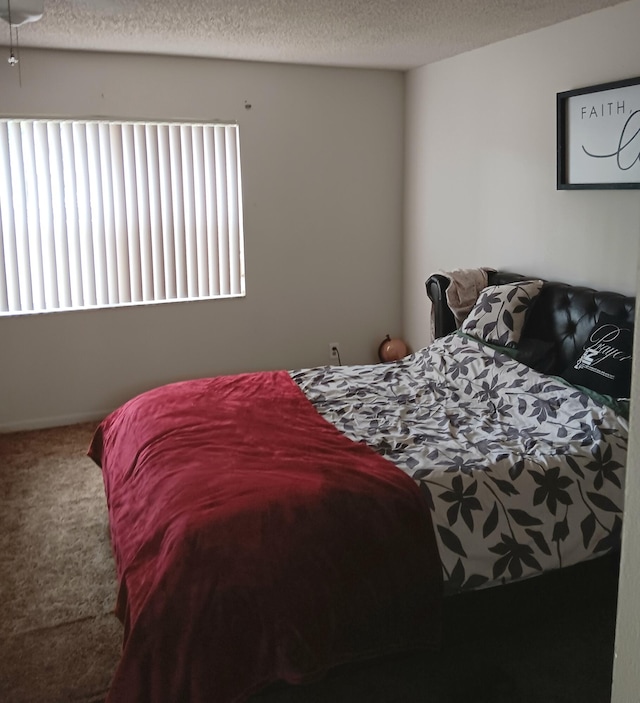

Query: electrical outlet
[329,342,341,364]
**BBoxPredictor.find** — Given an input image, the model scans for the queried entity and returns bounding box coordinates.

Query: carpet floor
[0,423,620,703]
[0,422,120,703]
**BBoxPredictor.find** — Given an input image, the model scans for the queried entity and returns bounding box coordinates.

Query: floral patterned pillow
[460,280,544,347]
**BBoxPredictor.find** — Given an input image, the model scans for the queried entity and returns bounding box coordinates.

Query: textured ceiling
[0,0,630,70]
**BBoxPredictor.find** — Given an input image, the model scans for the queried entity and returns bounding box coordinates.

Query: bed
[89,270,633,703]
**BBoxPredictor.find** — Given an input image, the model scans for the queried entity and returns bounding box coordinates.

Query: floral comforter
[291,333,628,594]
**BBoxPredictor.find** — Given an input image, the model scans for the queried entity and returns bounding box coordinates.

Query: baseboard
[0,409,114,433]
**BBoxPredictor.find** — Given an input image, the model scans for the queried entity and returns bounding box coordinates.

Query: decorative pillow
[561,313,634,398]
[460,280,544,347]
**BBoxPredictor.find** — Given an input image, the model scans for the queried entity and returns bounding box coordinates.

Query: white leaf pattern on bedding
[290,333,627,594]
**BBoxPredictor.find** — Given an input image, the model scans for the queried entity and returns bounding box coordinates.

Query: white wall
[404,0,640,352]
[0,50,404,430]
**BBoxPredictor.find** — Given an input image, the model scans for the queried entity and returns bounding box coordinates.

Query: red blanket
[89,370,442,703]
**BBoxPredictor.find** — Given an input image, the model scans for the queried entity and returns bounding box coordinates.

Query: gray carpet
[0,423,619,703]
[0,423,120,703]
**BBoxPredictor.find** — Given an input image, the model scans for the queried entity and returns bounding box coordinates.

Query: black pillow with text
[562,313,634,398]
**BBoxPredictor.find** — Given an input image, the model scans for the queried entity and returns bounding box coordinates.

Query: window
[0,119,245,315]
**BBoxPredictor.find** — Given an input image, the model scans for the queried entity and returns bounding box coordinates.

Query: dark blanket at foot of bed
[89,370,442,703]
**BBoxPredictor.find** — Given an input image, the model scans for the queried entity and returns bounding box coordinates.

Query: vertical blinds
[0,119,245,315]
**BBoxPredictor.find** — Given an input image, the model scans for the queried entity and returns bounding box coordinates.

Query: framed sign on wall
[557,76,640,190]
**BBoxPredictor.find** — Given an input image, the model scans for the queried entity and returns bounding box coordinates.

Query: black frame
[557,76,640,190]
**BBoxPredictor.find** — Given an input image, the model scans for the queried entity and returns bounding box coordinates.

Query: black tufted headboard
[426,271,635,375]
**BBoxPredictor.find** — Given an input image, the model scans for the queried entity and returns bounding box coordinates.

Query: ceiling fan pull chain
[8,26,19,66]
[5,0,22,86]
[7,0,18,66]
